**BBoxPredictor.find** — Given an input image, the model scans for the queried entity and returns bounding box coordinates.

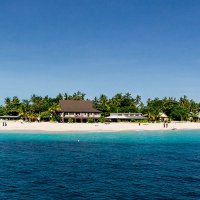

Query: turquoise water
[0,130,200,199]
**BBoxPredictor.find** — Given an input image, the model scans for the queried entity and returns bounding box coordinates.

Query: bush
[40,111,51,121]
[98,116,105,123]
[87,118,94,123]
[130,119,137,122]
[68,118,73,123]
[52,114,61,122]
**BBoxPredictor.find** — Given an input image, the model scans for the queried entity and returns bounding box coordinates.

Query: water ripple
[0,131,200,199]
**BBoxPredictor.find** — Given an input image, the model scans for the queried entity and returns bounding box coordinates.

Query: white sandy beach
[0,121,200,132]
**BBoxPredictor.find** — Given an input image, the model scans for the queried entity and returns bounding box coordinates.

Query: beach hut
[159,112,168,122]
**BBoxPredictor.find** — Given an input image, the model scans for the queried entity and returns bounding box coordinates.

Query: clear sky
[0,0,199,103]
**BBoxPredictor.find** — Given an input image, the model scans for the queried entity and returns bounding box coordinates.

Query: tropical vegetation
[0,92,199,122]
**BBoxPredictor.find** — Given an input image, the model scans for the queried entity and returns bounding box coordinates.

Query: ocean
[0,130,200,199]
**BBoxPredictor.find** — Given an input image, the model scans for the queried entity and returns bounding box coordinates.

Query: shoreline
[0,121,199,133]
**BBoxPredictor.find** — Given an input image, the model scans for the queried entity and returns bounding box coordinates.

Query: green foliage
[0,92,199,123]
[170,106,188,121]
[40,111,51,121]
[68,118,73,123]
[137,119,148,123]
[0,106,6,116]
[94,93,143,117]
[142,96,200,121]
[4,96,21,116]
[98,116,105,123]
[189,112,199,122]
[87,118,94,123]
[62,91,86,100]
[19,100,31,120]
[50,113,61,122]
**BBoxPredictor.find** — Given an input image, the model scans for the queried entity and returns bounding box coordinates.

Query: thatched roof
[159,112,168,118]
[59,100,100,113]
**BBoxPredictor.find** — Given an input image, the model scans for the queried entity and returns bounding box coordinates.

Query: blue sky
[0,0,199,103]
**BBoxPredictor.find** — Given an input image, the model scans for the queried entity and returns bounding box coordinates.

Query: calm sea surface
[0,130,200,199]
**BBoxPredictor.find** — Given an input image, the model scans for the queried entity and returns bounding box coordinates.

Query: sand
[0,121,200,133]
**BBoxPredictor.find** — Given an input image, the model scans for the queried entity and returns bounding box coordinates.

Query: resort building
[59,100,101,122]
[106,113,147,121]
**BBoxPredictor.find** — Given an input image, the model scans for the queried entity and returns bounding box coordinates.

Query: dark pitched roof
[59,100,100,113]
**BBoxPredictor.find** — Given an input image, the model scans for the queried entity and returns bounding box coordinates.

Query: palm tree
[19,100,31,121]
[49,103,61,120]
[96,94,110,116]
